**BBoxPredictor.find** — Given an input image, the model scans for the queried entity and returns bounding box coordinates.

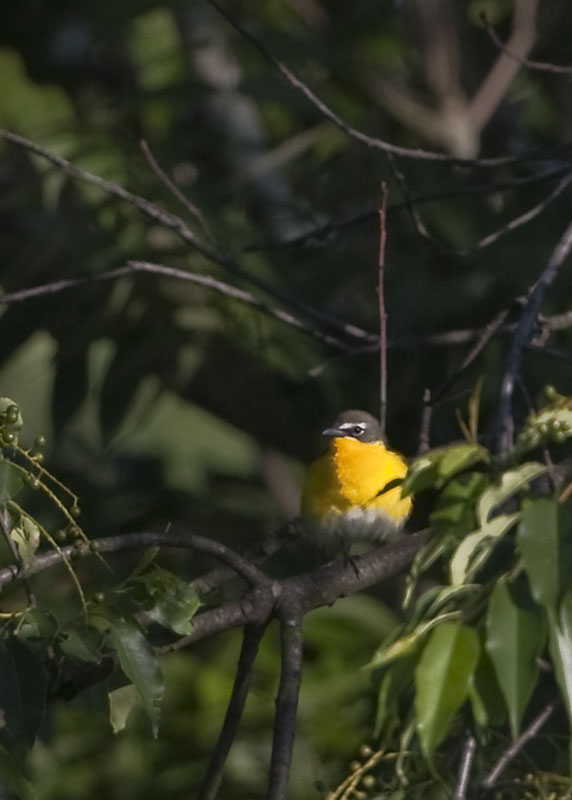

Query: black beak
[322,426,345,438]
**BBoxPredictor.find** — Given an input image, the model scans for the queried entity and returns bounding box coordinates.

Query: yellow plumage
[301,411,411,544]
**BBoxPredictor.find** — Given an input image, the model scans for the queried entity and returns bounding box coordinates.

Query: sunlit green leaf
[477,462,546,526]
[486,577,546,738]
[438,443,488,479]
[548,588,572,728]
[108,684,139,735]
[450,513,520,586]
[109,618,164,738]
[11,517,40,568]
[366,612,460,670]
[415,623,480,760]
[518,498,572,616]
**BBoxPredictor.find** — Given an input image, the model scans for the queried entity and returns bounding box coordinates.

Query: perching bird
[301,410,412,547]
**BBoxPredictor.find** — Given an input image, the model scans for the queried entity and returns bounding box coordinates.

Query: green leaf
[470,647,506,727]
[366,612,460,670]
[59,626,103,663]
[403,444,488,497]
[518,498,572,616]
[548,588,572,728]
[374,657,416,738]
[486,576,546,738]
[109,618,164,737]
[402,452,441,496]
[415,623,480,760]
[437,443,488,480]
[108,684,139,734]
[0,462,25,503]
[130,565,201,636]
[0,637,48,753]
[477,462,546,526]
[11,518,40,568]
[450,513,520,586]
[430,473,489,539]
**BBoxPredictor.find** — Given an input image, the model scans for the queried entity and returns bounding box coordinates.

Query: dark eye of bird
[352,425,364,436]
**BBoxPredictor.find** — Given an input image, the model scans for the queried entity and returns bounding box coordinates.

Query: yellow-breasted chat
[301,410,412,546]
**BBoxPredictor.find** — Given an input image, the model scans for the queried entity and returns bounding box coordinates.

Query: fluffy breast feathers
[301,437,411,539]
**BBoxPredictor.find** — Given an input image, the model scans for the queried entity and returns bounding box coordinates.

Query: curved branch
[167,531,428,647]
[0,530,270,591]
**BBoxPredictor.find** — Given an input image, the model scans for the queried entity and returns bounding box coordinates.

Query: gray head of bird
[322,410,383,444]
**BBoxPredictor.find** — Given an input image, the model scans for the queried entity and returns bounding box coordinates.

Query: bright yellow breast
[302,437,412,525]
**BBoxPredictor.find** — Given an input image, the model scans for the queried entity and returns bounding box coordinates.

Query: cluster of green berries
[516,386,572,450]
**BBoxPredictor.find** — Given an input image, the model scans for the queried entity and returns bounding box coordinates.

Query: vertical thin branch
[199,624,266,800]
[497,217,572,451]
[266,603,304,800]
[418,388,433,454]
[454,735,477,800]
[378,183,389,438]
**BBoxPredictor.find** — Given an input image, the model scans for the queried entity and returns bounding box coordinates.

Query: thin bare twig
[418,389,433,455]
[247,167,572,252]
[483,12,572,74]
[0,129,370,348]
[206,1,572,169]
[497,216,572,451]
[267,602,304,800]
[139,139,215,241]
[378,183,389,437]
[199,624,266,800]
[481,701,556,789]
[470,171,572,252]
[454,735,477,800]
[431,303,515,406]
[0,261,349,351]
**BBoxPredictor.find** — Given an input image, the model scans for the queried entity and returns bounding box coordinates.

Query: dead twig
[481,701,556,789]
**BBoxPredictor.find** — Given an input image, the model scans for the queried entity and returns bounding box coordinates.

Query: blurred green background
[1,0,572,796]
